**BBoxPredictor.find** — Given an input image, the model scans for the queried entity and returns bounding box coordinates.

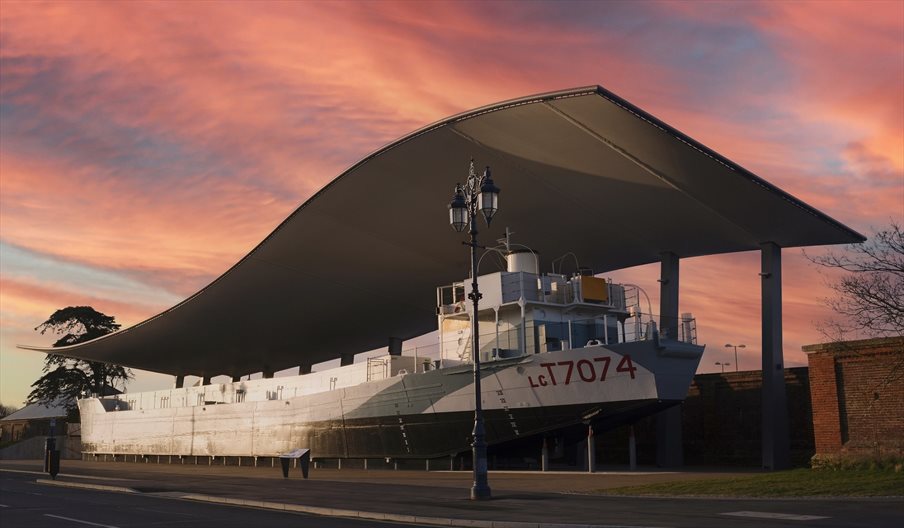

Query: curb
[36,478,138,494]
[1,468,131,481]
[32,478,649,528]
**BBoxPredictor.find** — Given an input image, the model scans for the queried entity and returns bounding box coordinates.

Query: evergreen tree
[27,307,133,416]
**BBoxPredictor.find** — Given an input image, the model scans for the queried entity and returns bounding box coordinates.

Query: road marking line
[44,514,121,527]
[134,507,197,517]
[0,504,8,507]
[723,511,829,521]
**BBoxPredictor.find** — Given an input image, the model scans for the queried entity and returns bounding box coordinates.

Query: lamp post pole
[467,209,491,500]
[448,159,498,501]
[725,343,745,372]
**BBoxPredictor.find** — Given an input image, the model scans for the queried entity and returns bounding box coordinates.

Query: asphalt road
[1,461,902,528]
[0,471,425,528]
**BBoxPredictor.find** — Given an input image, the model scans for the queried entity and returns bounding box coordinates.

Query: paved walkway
[2,460,901,527]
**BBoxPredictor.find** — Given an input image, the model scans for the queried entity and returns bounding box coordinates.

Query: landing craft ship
[78,242,704,461]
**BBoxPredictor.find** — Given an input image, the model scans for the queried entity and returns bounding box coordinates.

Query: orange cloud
[751,1,904,171]
[608,249,847,372]
[0,277,162,330]
[0,153,298,295]
[1,0,900,404]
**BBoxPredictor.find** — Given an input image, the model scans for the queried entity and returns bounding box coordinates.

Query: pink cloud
[0,277,159,331]
[607,249,850,372]
[0,153,298,295]
[1,0,900,406]
[750,1,904,170]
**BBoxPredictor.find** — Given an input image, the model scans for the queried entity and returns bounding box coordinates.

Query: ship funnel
[506,249,538,274]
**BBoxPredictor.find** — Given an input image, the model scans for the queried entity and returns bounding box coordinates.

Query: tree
[0,403,18,419]
[807,222,903,340]
[27,307,133,416]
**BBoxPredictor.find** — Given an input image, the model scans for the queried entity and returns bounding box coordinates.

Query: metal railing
[437,313,698,364]
[437,273,629,315]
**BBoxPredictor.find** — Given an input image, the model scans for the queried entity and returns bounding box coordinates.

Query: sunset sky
[1,1,902,407]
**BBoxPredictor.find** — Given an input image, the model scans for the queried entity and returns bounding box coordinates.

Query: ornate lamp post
[724,343,745,372]
[448,159,499,501]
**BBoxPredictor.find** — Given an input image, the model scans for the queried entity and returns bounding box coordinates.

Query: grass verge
[598,469,904,497]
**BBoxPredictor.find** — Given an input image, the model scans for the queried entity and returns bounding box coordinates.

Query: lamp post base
[470,483,492,500]
[470,439,491,500]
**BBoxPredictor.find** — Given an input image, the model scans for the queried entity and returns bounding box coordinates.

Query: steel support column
[656,251,684,467]
[659,251,680,339]
[761,242,790,470]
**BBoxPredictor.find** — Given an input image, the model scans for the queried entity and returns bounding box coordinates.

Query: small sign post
[278,448,311,479]
[44,418,60,479]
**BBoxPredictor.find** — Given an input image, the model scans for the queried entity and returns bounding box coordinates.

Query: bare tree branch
[805,222,904,340]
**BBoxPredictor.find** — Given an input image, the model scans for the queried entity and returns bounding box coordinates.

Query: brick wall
[804,336,904,457]
[595,367,815,467]
[682,367,814,466]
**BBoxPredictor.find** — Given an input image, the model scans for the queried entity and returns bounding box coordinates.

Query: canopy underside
[19,86,864,377]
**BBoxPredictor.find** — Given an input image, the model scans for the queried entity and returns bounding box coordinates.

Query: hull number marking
[529,355,636,388]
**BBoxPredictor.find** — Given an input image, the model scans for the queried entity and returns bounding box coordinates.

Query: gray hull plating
[79,340,701,458]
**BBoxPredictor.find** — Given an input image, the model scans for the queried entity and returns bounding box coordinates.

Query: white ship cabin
[436,249,695,366]
[97,249,696,414]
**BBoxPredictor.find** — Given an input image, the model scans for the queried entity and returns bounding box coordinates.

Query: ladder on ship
[366,357,389,381]
[458,336,472,363]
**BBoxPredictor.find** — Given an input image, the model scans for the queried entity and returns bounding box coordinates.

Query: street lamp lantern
[478,167,499,223]
[449,185,468,232]
[715,361,730,374]
[724,343,745,372]
[447,158,497,501]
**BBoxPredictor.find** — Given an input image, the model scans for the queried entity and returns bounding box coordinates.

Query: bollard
[629,425,637,471]
[541,437,549,472]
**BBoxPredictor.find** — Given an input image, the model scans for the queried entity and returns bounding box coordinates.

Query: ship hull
[78,339,701,458]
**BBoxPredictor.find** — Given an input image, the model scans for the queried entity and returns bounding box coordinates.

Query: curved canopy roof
[20,86,864,377]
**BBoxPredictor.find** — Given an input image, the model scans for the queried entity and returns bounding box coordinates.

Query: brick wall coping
[802,336,904,354]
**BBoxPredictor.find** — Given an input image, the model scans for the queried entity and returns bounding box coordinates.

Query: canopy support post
[656,251,683,467]
[761,242,790,470]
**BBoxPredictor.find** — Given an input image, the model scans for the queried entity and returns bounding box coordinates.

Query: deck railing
[438,312,698,363]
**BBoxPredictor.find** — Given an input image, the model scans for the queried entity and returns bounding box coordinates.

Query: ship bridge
[19,85,864,470]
